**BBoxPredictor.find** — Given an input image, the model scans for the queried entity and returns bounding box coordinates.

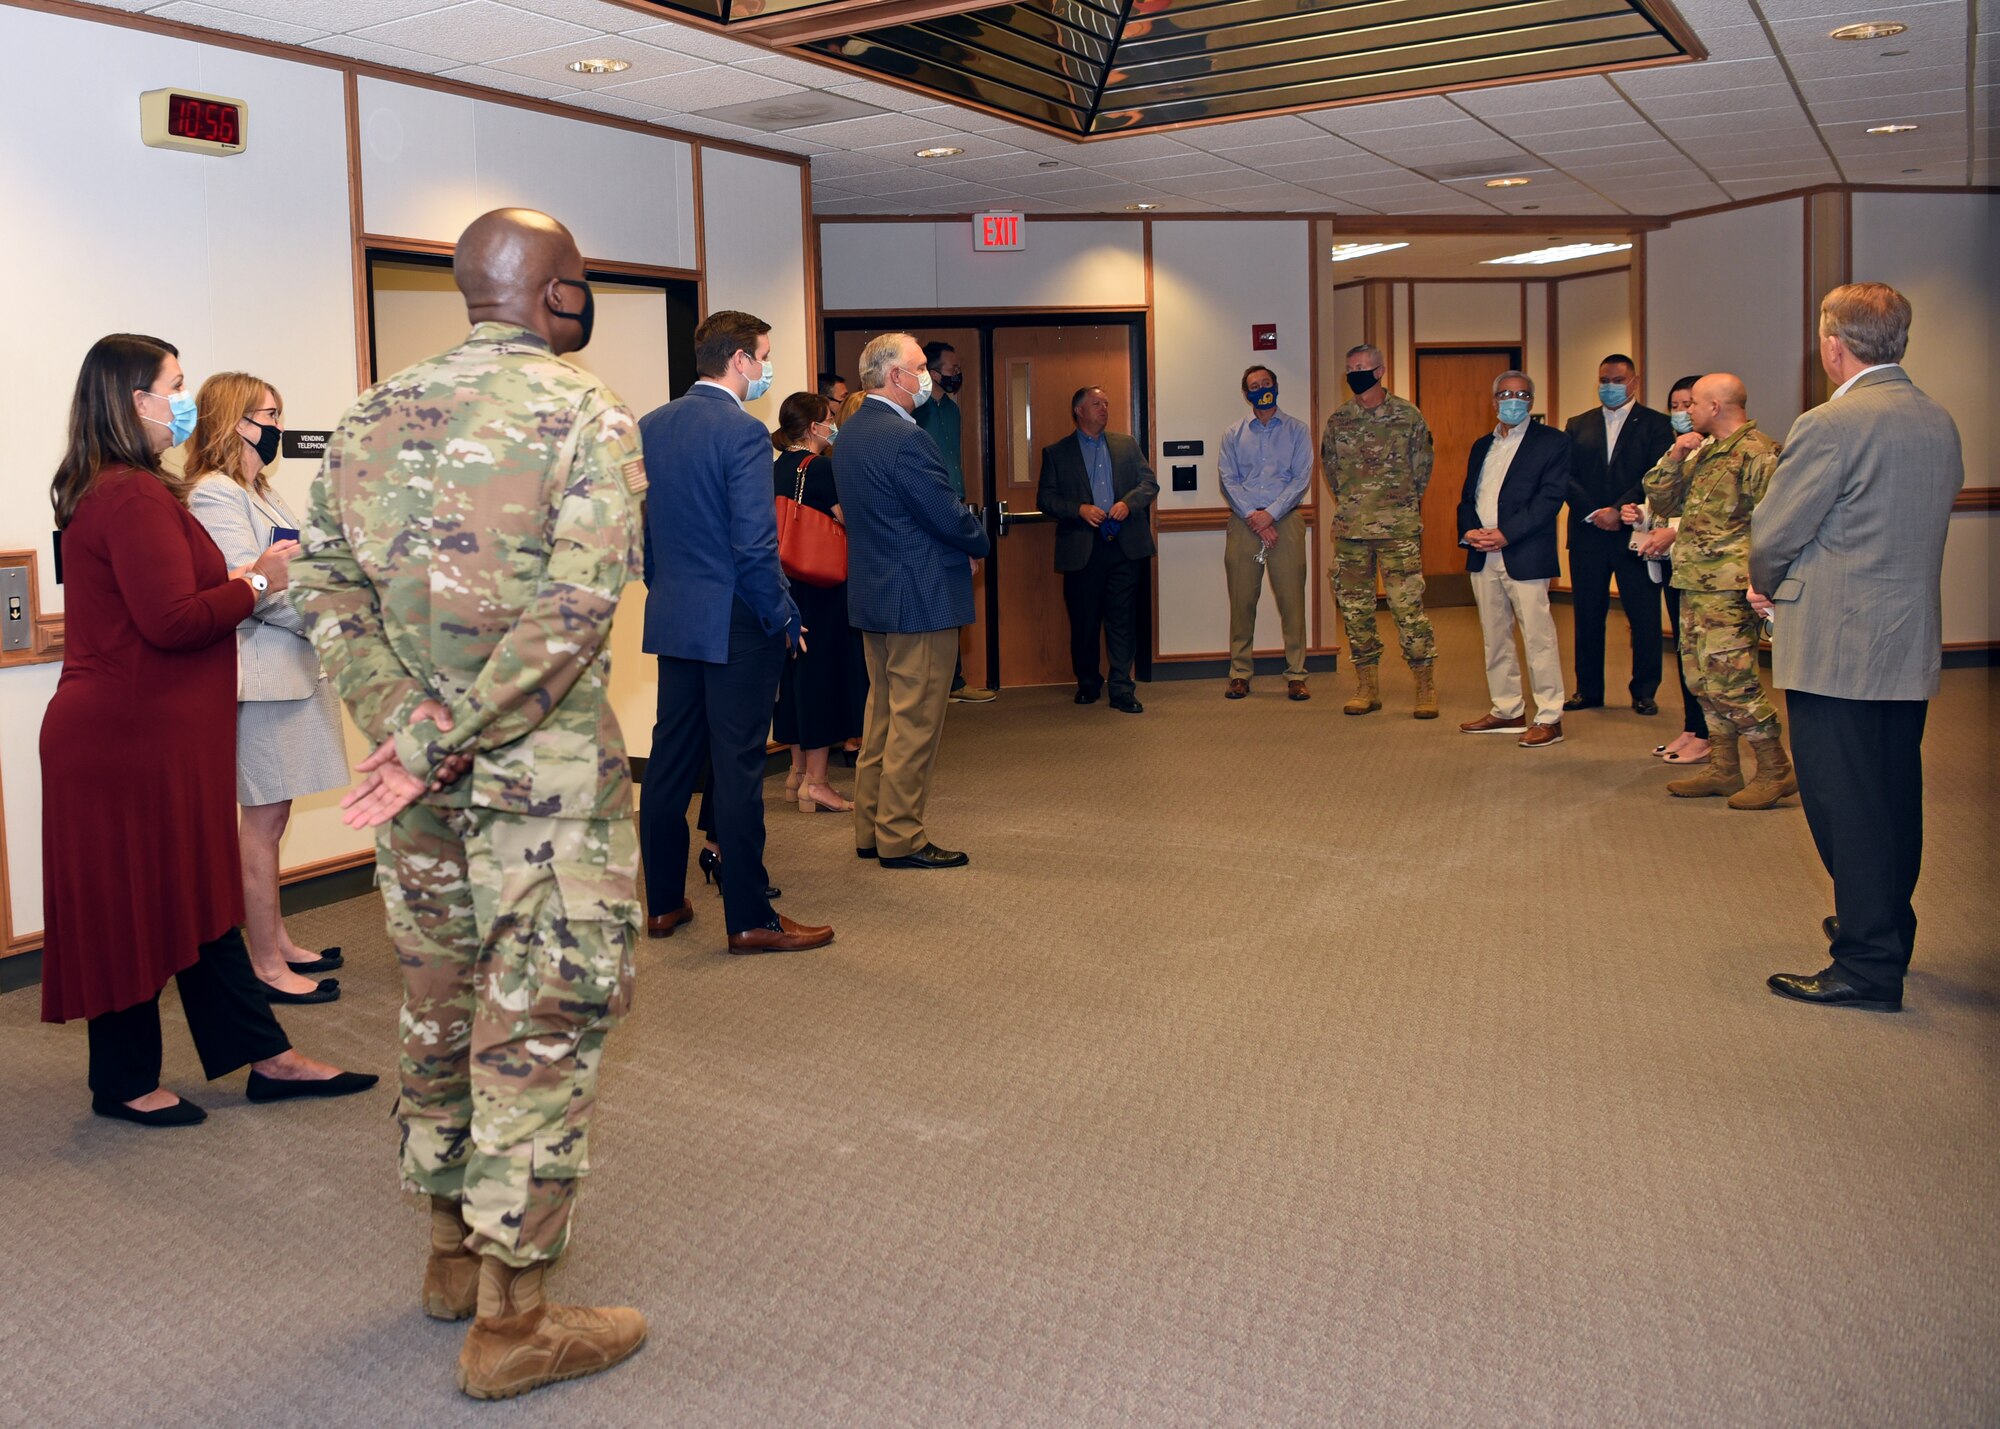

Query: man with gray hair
[1753,282,1963,1012]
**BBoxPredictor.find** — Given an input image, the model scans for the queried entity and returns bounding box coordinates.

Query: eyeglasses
[247,405,283,422]
[1495,389,1532,401]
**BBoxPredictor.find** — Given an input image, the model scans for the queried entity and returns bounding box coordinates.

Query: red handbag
[774,453,848,587]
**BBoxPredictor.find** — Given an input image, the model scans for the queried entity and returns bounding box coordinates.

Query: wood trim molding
[692,143,709,317]
[0,550,62,669]
[1546,281,1560,422]
[1953,487,1998,512]
[821,304,1151,317]
[817,213,1666,233]
[1156,505,1316,532]
[344,70,370,394]
[1628,230,1647,403]
[800,162,820,380]
[279,850,376,886]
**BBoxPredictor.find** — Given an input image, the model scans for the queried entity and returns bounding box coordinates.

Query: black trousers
[641,599,787,934]
[1063,543,1142,700]
[1569,540,1662,703]
[86,927,291,1103]
[1662,581,1709,739]
[1789,690,1928,992]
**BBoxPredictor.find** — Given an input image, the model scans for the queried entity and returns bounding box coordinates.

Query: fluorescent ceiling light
[1483,242,1633,266]
[1865,123,1919,134]
[1329,242,1409,262]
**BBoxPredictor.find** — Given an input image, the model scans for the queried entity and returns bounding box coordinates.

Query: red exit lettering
[975,213,1023,250]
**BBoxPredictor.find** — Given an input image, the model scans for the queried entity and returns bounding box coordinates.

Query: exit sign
[973,212,1025,251]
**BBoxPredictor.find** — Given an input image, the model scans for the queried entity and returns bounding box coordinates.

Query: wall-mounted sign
[973,212,1025,252]
[1251,323,1277,351]
[281,430,331,461]
[140,88,248,155]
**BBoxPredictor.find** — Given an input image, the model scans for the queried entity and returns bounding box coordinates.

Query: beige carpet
[2,606,1995,1428]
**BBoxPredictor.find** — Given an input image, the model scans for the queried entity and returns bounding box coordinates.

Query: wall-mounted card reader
[1172,465,1198,492]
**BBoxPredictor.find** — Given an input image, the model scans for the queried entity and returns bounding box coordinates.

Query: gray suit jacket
[1750,366,1963,701]
[186,474,324,702]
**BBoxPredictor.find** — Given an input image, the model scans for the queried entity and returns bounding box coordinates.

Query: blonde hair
[834,390,867,429]
[180,371,282,501]
[1819,282,1910,366]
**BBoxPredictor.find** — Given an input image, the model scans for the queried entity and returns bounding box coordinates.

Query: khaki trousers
[1470,558,1567,725]
[855,628,959,858]
[1224,511,1308,680]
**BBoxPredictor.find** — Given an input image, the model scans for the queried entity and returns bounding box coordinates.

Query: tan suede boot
[423,1196,480,1322]
[1411,661,1438,720]
[1343,663,1381,715]
[457,1257,647,1400]
[1729,730,1800,809]
[1668,733,1744,798]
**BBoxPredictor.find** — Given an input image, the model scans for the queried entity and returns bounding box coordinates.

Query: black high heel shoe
[698,847,780,900]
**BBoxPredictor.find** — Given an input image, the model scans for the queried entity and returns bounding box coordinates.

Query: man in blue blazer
[637,310,832,953]
[1456,370,1573,747]
[833,332,990,869]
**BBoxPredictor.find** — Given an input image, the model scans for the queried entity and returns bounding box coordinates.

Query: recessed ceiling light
[567,58,630,74]
[1483,241,1633,266]
[1830,21,1908,40]
[915,146,963,158]
[1866,123,1920,134]
[1328,241,1410,261]
[1037,160,1062,169]
[1484,176,1532,188]
[1126,202,1158,210]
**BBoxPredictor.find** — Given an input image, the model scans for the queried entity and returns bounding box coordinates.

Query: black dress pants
[1789,690,1927,993]
[86,927,291,1102]
[1662,580,1709,739]
[1569,540,1662,703]
[641,599,787,934]
[1063,542,1141,700]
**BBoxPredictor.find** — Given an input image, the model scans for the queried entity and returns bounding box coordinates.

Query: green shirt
[292,322,645,819]
[1321,393,1433,539]
[914,391,966,500]
[1641,420,1780,592]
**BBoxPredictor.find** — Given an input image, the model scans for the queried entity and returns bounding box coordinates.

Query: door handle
[996,500,1012,537]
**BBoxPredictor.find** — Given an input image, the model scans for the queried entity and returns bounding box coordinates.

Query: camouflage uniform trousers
[1332,536,1436,668]
[379,801,640,1267]
[1678,589,1779,739]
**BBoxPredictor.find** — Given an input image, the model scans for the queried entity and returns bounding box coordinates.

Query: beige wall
[817,219,1147,313]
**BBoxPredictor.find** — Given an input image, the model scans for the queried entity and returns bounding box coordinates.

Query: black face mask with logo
[552,277,596,349]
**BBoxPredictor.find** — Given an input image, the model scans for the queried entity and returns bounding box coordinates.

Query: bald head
[454,208,589,353]
[1689,372,1749,440]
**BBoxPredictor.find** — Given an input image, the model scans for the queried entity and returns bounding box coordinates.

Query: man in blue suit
[1455,370,1573,747]
[833,332,991,869]
[637,310,833,953]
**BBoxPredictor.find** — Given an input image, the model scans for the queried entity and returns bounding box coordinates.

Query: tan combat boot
[423,1196,480,1321]
[1411,661,1438,720]
[1343,663,1381,715]
[1667,733,1743,798]
[1729,730,1799,810]
[456,1257,647,1400]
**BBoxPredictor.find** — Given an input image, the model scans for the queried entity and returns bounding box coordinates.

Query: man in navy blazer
[1456,369,1573,747]
[637,310,832,954]
[833,332,990,869]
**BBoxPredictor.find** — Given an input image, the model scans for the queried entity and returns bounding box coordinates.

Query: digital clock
[140,88,248,156]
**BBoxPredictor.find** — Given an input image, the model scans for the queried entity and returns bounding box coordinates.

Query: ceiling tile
[1306,96,1469,132]
[1206,136,1366,167]
[1669,24,1775,62]
[305,33,460,73]
[1526,124,1674,153]
[483,37,710,87]
[830,168,978,197]
[1451,75,1620,115]
[1615,58,1789,97]
[559,90,668,123]
[1475,102,1648,138]
[1634,84,1807,120]
[1798,64,1967,98]
[1175,115,1329,150]
[146,1,326,43]
[906,103,1022,134]
[617,21,767,61]
[165,0,442,28]
[854,132,1023,162]
[349,1,600,64]
[920,151,1067,183]
[784,112,957,150]
[498,0,662,30]
[1088,152,1248,180]
[827,79,932,109]
[1810,91,1968,124]
[807,149,903,180]
[603,66,802,111]
[438,63,577,99]
[995,169,1113,195]
[733,53,853,87]
[1252,155,1412,183]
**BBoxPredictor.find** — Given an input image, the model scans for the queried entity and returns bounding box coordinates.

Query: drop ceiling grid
[91,0,1987,213]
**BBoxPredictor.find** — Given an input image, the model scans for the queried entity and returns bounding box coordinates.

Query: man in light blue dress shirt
[1219,365,1314,700]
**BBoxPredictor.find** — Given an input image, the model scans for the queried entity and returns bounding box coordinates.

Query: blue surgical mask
[1247,385,1277,411]
[1599,381,1629,408]
[1669,409,1694,435]
[744,357,774,404]
[138,387,198,445]
[1497,397,1530,427]
[823,423,838,444]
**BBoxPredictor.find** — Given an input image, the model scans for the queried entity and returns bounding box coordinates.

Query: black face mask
[938,372,964,395]
[245,420,282,466]
[552,277,595,349]
[1345,369,1380,395]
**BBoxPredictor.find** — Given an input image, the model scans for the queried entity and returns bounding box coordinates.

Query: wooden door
[990,324,1136,688]
[1414,347,1522,603]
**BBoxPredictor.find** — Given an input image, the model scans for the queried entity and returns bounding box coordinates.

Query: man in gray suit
[1751,282,1964,1012]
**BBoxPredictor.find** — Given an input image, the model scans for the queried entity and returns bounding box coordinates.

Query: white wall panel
[1555,270,1631,425]
[1524,281,1550,412]
[1414,282,1523,344]
[1155,531,1290,657]
[1646,199,1804,430]
[818,222,939,311]
[1940,514,1995,647]
[358,76,697,269]
[933,220,1144,310]
[702,147,809,428]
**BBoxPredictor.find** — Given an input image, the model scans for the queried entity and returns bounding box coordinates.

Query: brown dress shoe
[457,1259,646,1400]
[1287,679,1310,701]
[726,913,834,955]
[1225,678,1249,699]
[645,900,692,939]
[424,1196,479,1322]
[1518,721,1564,748]
[1459,712,1528,734]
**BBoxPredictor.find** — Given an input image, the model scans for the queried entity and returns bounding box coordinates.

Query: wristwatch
[246,572,269,594]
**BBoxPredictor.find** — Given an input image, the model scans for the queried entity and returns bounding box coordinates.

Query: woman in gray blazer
[185,374,350,1004]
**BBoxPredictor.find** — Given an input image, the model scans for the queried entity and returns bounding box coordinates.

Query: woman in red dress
[41,333,376,1127]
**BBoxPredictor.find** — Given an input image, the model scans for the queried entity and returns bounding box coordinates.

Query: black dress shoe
[1767,966,1901,1012]
[92,1095,206,1127]
[287,947,343,974]
[880,844,969,870]
[1074,689,1100,705]
[1562,695,1602,710]
[1109,696,1144,715]
[1823,915,1838,943]
[1632,698,1659,716]
[856,846,877,860]
[245,1070,382,1102]
[265,978,340,1005]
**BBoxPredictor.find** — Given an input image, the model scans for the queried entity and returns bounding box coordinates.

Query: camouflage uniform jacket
[1322,393,1434,539]
[292,321,646,820]
[1641,420,1780,592]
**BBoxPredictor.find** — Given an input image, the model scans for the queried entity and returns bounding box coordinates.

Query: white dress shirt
[866,391,916,424]
[695,377,744,409]
[1476,421,1528,529]
[1830,363,1898,400]
[1602,400,1633,455]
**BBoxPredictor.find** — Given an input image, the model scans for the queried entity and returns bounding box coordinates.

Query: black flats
[92,1095,206,1127]
[266,977,340,1005]
[286,946,343,974]
[245,1070,381,1102]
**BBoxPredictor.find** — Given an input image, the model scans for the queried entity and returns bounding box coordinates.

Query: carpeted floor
[2,607,1994,1428]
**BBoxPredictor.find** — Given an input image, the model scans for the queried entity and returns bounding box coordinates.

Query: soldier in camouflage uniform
[1322,344,1439,717]
[1640,373,1794,809]
[290,208,649,1400]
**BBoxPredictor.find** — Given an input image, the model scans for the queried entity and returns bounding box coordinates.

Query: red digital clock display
[167,93,240,146]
